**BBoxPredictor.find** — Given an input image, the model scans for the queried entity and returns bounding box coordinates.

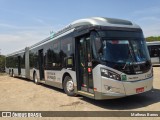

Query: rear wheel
[63,76,76,96]
[9,70,11,76]
[33,72,39,85]
[12,70,15,77]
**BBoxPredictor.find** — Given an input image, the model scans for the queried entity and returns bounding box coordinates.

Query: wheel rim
[66,80,74,92]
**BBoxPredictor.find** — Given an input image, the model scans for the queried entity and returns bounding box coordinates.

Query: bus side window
[91,31,102,59]
[61,38,73,67]
[151,46,159,57]
[46,40,61,70]
[95,38,102,54]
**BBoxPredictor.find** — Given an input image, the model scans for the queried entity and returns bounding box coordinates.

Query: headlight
[101,68,121,81]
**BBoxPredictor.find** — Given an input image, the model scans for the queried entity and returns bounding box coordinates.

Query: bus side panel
[29,69,34,80]
[13,68,18,76]
[21,69,26,78]
[44,69,77,89]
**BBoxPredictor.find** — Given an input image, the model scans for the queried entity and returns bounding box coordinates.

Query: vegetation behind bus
[146,36,160,42]
[0,55,5,73]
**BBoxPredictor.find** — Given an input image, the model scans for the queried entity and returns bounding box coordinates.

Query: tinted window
[29,49,38,69]
[98,30,143,38]
[148,45,160,57]
[61,38,73,67]
[46,40,61,70]
[61,38,72,56]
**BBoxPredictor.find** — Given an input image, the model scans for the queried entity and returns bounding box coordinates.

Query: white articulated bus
[6,17,153,99]
[147,41,160,65]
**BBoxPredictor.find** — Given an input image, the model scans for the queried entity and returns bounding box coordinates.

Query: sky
[0,0,160,55]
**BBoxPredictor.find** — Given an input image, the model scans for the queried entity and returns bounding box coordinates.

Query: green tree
[0,55,5,72]
[146,36,160,42]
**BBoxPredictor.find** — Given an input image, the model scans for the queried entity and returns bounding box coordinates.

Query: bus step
[77,91,94,99]
[39,80,45,84]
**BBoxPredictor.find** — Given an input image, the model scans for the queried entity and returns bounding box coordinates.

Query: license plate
[136,87,144,93]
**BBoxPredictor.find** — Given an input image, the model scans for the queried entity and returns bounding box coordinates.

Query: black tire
[63,76,76,96]
[33,72,39,85]
[12,70,15,77]
[9,70,11,76]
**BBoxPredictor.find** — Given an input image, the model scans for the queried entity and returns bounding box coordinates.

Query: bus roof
[70,17,140,29]
[29,17,141,49]
[147,41,160,46]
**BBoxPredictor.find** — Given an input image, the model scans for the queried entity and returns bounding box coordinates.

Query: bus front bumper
[94,77,153,100]
[123,77,153,96]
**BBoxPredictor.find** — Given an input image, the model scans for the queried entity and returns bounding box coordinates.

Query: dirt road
[0,67,160,120]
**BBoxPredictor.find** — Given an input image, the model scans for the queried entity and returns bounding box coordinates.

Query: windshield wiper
[122,62,128,70]
[123,44,135,70]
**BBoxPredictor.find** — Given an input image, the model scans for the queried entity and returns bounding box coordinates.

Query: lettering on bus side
[47,72,56,81]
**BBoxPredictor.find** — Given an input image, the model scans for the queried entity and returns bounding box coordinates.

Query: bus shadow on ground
[14,77,65,93]
[80,88,160,110]
[15,77,160,110]
[153,65,160,67]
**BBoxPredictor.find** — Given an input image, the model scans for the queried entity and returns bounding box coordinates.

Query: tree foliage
[0,55,5,72]
[146,36,160,42]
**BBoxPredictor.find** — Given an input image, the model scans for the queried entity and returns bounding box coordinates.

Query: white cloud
[0,23,65,55]
[0,34,23,42]
[0,31,48,55]
[0,23,20,29]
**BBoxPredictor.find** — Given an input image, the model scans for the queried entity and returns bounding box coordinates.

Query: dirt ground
[0,67,160,120]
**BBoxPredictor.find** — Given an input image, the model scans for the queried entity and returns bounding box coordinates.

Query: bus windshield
[94,30,151,74]
[100,39,150,63]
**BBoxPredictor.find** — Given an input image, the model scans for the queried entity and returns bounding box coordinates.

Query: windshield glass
[100,39,150,63]
[93,30,151,74]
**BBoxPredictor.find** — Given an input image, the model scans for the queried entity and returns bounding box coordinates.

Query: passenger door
[76,35,94,93]
[38,49,44,80]
[18,56,21,75]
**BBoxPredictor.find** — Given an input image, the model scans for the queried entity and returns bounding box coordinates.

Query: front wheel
[63,76,76,96]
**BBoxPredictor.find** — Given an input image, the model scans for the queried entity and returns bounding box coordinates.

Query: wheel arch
[33,70,36,80]
[62,72,72,89]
